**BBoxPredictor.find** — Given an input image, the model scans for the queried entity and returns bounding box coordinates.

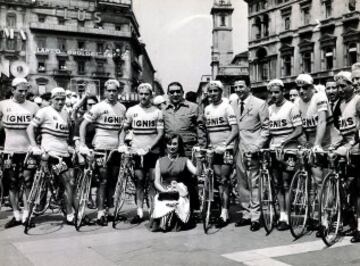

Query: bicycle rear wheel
[319,172,341,246]
[24,171,44,234]
[260,171,276,234]
[75,169,91,231]
[112,169,128,228]
[288,170,309,239]
[202,174,213,234]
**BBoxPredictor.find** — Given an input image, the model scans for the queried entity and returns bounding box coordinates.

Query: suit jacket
[231,94,269,152]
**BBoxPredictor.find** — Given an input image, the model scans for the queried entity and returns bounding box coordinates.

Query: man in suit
[231,78,269,231]
[325,79,341,130]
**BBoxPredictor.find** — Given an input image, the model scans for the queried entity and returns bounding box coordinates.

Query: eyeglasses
[168,90,182,95]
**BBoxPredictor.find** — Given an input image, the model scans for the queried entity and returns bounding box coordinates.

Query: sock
[137,208,143,218]
[97,210,105,219]
[13,210,21,222]
[357,218,360,231]
[220,208,229,221]
[67,213,75,222]
[280,211,286,222]
[22,210,29,223]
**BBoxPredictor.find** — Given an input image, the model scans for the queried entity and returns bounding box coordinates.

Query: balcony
[53,69,72,76]
[217,66,249,77]
[29,23,132,39]
[342,11,360,23]
[319,17,335,31]
[0,0,33,6]
[92,71,110,78]
[98,0,132,8]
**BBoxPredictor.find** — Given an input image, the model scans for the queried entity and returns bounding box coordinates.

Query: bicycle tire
[112,169,128,228]
[75,169,91,231]
[32,180,50,216]
[24,171,44,234]
[288,170,309,239]
[0,172,3,210]
[259,171,276,234]
[202,173,212,234]
[319,172,342,247]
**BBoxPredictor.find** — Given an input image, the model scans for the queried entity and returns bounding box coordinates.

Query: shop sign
[0,59,29,78]
[36,47,120,58]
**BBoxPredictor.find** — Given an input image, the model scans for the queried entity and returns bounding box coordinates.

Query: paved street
[1,206,360,266]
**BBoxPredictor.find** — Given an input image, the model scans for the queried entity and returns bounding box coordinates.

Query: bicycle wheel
[319,172,341,246]
[288,170,309,239]
[24,171,44,234]
[112,169,128,228]
[202,173,213,233]
[32,179,50,216]
[0,171,3,210]
[75,169,91,231]
[259,171,276,234]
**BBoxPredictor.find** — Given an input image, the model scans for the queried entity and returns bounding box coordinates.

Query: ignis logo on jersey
[340,117,354,128]
[55,123,68,130]
[134,120,156,127]
[6,115,31,123]
[269,119,288,128]
[302,116,318,127]
[206,117,226,126]
[104,116,123,124]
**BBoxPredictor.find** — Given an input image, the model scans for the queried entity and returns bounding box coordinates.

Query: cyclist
[118,83,164,224]
[0,78,39,228]
[331,71,360,242]
[295,74,338,229]
[79,79,126,226]
[267,79,303,231]
[27,87,75,225]
[203,80,238,228]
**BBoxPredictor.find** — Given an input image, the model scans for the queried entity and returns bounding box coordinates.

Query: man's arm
[79,119,91,145]
[27,123,39,147]
[314,110,327,147]
[282,125,303,146]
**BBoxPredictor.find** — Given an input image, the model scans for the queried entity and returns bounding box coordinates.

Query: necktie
[330,102,334,112]
[240,101,244,115]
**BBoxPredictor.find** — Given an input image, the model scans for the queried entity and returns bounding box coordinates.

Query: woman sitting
[151,134,202,232]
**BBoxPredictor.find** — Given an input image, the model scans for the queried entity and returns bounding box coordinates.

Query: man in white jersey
[329,71,360,242]
[27,87,75,225]
[267,79,303,231]
[295,74,338,229]
[203,81,238,228]
[1,78,39,228]
[119,83,164,224]
[79,79,126,226]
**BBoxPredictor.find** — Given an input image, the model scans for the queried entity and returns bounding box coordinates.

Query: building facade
[246,0,359,93]
[0,0,157,100]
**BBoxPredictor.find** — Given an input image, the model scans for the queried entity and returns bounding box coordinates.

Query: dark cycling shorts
[47,156,73,169]
[133,152,159,170]
[4,153,37,171]
[94,150,121,167]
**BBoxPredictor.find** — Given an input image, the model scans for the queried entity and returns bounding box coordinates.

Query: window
[6,13,16,27]
[283,55,292,76]
[38,15,46,23]
[262,0,268,9]
[96,62,105,73]
[7,39,16,50]
[348,43,358,66]
[284,16,291,31]
[325,2,332,18]
[58,39,66,51]
[37,38,46,49]
[78,41,85,49]
[254,17,262,39]
[78,61,85,74]
[78,20,85,27]
[220,16,226,26]
[349,0,356,11]
[59,59,66,70]
[115,24,122,31]
[303,8,310,25]
[38,61,46,73]
[97,42,104,53]
[58,17,65,25]
[302,52,312,73]
[277,0,283,4]
[325,48,333,70]
[115,63,123,76]
[260,62,269,81]
[263,14,269,37]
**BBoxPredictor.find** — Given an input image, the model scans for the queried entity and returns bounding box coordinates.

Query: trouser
[235,148,260,222]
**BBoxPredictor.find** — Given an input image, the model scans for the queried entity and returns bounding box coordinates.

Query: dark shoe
[5,217,22,229]
[97,215,108,226]
[130,215,144,224]
[22,218,35,228]
[351,231,360,243]
[250,222,261,232]
[215,217,229,229]
[66,218,75,226]
[308,218,319,231]
[277,221,289,231]
[316,226,325,238]
[344,228,356,237]
[235,217,251,227]
[150,219,161,232]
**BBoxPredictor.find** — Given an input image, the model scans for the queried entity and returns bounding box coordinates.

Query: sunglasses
[168,90,182,95]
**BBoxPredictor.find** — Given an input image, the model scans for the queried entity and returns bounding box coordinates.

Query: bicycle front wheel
[112,169,128,228]
[260,171,276,234]
[319,172,341,246]
[202,174,213,234]
[288,170,309,239]
[75,169,91,231]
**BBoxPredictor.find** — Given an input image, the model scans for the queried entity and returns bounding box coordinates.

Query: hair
[235,77,250,87]
[82,95,99,111]
[26,92,35,101]
[165,133,185,156]
[167,81,183,92]
[40,92,52,101]
[185,91,197,103]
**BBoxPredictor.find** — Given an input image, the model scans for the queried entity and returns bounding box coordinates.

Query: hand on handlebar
[79,144,91,157]
[117,144,128,153]
[312,145,324,153]
[30,145,42,156]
